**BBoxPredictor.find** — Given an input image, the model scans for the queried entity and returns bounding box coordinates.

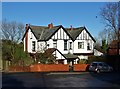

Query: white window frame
[78,42,84,49]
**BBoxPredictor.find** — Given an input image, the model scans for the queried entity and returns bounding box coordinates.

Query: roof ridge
[65,26,84,29]
[30,25,47,27]
[30,25,61,28]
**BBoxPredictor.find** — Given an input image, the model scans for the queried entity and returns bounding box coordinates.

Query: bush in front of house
[77,59,88,64]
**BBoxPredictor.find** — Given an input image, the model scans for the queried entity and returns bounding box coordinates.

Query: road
[2,72,120,88]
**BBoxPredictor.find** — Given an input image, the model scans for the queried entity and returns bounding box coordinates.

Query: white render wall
[24,28,37,53]
[73,40,94,54]
[47,27,71,54]
[37,41,46,53]
[51,28,70,40]
[73,29,95,54]
[64,59,67,64]
[94,49,103,56]
[47,39,53,48]
[68,40,73,54]
[23,38,26,52]
[53,51,65,60]
[46,39,69,54]
[57,40,69,54]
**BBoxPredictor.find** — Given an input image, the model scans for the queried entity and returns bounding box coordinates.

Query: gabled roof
[84,27,96,42]
[66,27,96,42]
[64,53,78,59]
[44,48,66,59]
[44,48,56,57]
[22,25,73,41]
[66,27,84,41]
[30,25,61,41]
[22,24,95,42]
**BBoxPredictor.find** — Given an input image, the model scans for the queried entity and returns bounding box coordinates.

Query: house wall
[73,30,94,54]
[23,26,95,64]
[53,50,67,64]
[24,28,37,53]
[94,49,103,56]
[51,28,70,40]
[47,39,53,48]
[23,38,26,52]
[48,28,71,54]
[108,49,120,55]
[37,41,46,53]
[53,51,65,60]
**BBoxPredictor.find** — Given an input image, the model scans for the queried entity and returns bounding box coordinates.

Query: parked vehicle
[89,62,113,73]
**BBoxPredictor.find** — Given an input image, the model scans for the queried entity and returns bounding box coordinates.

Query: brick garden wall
[73,64,89,71]
[8,64,89,72]
[8,66,30,72]
[30,64,69,72]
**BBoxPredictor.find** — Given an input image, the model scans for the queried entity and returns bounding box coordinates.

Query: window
[53,40,57,48]
[78,42,84,49]
[64,40,67,50]
[32,41,36,51]
[69,42,72,50]
[99,63,103,66]
[87,43,91,50]
[91,63,97,67]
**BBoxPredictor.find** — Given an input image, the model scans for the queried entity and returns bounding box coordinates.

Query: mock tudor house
[22,23,96,65]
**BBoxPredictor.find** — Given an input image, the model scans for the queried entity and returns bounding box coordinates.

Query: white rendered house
[22,23,96,64]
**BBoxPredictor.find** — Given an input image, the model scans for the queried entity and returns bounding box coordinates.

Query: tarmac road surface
[2,72,120,88]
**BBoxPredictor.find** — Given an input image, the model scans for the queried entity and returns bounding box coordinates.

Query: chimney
[26,24,29,30]
[70,25,73,30]
[48,23,53,29]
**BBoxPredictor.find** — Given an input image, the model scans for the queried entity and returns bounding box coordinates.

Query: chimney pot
[48,23,53,29]
[70,25,73,30]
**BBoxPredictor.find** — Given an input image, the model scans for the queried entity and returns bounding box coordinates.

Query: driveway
[2,72,120,88]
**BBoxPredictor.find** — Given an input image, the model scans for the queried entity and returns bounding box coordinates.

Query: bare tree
[100,2,120,71]
[1,19,24,63]
[2,19,11,40]
[100,2,120,40]
[98,28,116,45]
[2,19,24,43]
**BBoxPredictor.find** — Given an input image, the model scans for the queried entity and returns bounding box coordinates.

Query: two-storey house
[22,23,96,65]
